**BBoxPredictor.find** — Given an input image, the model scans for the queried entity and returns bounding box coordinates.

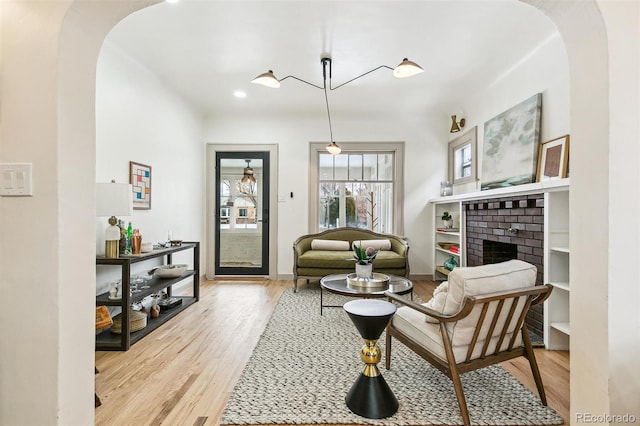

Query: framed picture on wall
[129,161,151,210]
[536,134,570,182]
[481,93,542,190]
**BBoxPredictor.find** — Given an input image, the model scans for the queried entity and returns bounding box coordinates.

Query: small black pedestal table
[343,299,399,419]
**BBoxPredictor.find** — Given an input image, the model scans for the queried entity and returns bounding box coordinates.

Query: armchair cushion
[424,281,448,324]
[444,259,537,315]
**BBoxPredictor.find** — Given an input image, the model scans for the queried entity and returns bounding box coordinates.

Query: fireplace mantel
[430,178,569,204]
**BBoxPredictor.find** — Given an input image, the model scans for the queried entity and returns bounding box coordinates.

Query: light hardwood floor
[95,279,569,425]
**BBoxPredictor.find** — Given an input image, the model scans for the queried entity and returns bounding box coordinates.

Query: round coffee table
[319,273,413,315]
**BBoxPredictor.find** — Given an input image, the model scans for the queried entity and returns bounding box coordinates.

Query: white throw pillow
[352,239,392,251]
[425,281,448,323]
[310,239,350,251]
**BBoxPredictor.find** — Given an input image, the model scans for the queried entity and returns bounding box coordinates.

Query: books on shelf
[437,228,459,232]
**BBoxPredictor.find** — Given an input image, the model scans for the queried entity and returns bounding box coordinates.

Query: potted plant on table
[352,245,379,279]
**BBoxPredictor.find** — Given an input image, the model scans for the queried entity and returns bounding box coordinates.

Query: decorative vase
[150,296,160,318]
[355,263,373,279]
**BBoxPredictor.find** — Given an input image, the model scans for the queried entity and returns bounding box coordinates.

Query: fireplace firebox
[483,240,518,265]
[464,194,544,339]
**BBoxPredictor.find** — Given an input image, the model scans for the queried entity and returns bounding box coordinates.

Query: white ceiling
[104,0,558,119]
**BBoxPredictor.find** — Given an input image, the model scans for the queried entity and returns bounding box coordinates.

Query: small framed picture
[536,135,570,182]
[129,161,151,210]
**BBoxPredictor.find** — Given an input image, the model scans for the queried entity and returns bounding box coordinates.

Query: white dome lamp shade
[392,58,424,78]
[251,70,281,88]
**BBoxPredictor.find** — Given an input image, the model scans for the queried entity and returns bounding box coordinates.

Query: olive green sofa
[292,227,410,292]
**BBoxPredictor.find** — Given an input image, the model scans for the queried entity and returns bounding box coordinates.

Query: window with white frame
[310,143,404,234]
[448,126,477,185]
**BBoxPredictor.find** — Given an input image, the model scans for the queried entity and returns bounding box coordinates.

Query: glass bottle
[118,220,127,254]
[126,222,133,253]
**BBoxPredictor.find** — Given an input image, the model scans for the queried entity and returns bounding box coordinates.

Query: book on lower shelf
[437,228,459,232]
[435,266,451,276]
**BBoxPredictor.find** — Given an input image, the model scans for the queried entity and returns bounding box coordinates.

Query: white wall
[203,110,446,278]
[599,0,640,420]
[449,32,570,194]
[95,41,205,292]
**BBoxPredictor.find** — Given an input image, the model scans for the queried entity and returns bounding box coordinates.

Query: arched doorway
[56,1,610,419]
[3,1,633,424]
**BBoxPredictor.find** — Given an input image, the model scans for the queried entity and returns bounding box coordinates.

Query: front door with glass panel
[215,152,269,275]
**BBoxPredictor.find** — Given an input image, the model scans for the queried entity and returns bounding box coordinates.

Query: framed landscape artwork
[129,161,151,210]
[536,134,570,181]
[481,93,542,190]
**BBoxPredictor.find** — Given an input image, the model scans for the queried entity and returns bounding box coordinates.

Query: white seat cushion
[392,304,525,363]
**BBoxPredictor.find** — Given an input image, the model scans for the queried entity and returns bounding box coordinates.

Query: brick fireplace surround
[464,194,545,338]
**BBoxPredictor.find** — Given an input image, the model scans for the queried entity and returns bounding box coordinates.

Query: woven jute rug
[220,287,563,425]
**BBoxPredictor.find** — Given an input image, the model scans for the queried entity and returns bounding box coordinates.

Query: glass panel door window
[215,152,269,275]
[318,152,394,233]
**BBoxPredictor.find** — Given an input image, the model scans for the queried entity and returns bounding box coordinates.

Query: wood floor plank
[95,279,569,425]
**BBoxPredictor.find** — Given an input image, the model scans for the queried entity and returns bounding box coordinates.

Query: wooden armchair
[385,260,552,426]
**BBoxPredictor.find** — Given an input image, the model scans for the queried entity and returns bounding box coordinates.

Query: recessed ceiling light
[234,91,247,99]
[166,0,180,3]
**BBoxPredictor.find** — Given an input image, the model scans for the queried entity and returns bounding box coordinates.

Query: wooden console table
[95,242,200,351]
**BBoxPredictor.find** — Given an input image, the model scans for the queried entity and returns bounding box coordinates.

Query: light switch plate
[0,163,33,196]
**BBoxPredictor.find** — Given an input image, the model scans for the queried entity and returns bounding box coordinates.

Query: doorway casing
[206,144,278,280]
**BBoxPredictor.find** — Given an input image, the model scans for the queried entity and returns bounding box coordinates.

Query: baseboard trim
[410,273,434,281]
[277,273,434,282]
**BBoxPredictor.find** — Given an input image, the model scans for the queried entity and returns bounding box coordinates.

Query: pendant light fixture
[241,160,256,184]
[252,56,424,155]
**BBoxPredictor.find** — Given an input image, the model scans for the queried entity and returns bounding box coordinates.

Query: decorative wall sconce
[450,115,466,133]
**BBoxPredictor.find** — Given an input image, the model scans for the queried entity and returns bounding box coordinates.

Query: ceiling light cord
[278,75,324,90]
[324,84,334,143]
[273,60,394,91]
[329,64,393,90]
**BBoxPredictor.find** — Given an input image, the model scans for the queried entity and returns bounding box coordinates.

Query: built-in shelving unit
[95,242,200,351]
[432,202,464,281]
[544,190,570,350]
